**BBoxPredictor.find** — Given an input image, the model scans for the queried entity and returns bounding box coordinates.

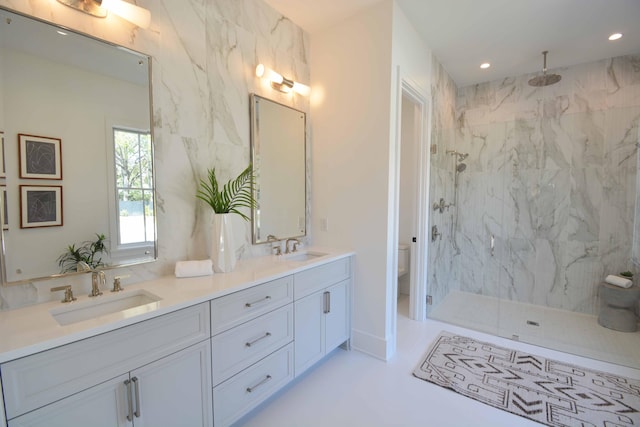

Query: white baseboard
[350,328,394,361]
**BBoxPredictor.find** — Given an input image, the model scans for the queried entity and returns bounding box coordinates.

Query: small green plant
[196,164,256,221]
[57,233,108,273]
[620,271,633,278]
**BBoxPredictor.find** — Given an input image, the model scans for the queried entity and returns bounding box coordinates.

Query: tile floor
[237,294,640,427]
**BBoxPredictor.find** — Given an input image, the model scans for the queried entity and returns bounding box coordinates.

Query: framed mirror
[250,94,306,244]
[0,8,156,285]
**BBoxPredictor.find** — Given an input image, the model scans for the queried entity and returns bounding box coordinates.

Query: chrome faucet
[285,238,300,254]
[267,234,282,256]
[89,270,105,297]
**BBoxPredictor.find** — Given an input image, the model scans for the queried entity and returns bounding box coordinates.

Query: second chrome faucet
[90,271,105,297]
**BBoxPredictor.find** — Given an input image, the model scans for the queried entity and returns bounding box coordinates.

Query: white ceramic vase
[210,213,236,273]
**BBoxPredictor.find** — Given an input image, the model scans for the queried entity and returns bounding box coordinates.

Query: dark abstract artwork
[20,185,62,228]
[19,134,62,179]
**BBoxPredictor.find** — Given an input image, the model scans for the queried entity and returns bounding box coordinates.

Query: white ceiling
[262,0,640,87]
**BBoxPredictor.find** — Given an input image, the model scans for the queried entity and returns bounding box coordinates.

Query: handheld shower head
[456,163,467,173]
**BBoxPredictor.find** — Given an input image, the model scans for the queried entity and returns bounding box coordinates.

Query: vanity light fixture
[56,0,151,29]
[255,64,310,96]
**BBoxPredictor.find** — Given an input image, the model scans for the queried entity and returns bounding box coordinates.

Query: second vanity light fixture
[56,0,151,29]
[255,64,310,96]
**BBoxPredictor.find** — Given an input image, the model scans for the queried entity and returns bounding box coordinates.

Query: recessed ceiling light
[608,33,623,41]
[480,62,491,69]
[56,30,68,36]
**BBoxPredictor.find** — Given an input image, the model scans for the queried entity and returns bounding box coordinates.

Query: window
[113,128,154,247]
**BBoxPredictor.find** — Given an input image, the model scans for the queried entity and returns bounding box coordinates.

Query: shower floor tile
[430,290,640,368]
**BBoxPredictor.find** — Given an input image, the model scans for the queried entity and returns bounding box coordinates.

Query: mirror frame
[0,7,157,285]
[249,93,307,244]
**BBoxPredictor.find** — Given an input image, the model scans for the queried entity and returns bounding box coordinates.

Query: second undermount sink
[50,289,162,326]
[282,250,327,262]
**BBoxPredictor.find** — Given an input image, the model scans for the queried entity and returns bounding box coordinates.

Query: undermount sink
[50,289,162,326]
[282,250,327,262]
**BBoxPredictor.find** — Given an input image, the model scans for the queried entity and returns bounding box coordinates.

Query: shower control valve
[431,225,442,242]
[432,198,451,214]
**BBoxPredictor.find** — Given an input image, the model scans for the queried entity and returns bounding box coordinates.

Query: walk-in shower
[446,150,468,253]
[428,53,640,370]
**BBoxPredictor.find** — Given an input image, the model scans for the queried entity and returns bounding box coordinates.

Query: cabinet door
[131,340,212,427]
[325,280,349,352]
[8,374,131,427]
[294,291,324,376]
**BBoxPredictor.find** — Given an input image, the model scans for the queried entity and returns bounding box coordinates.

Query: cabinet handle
[124,379,133,422]
[246,375,272,393]
[245,295,271,308]
[245,332,272,347]
[132,376,141,418]
[323,291,330,314]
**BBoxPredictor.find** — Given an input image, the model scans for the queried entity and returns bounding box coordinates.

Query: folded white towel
[175,260,213,278]
[605,274,633,288]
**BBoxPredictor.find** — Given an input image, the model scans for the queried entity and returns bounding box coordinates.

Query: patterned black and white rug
[413,332,640,426]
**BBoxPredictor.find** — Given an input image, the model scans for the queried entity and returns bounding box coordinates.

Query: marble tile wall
[430,54,640,316]
[0,0,310,310]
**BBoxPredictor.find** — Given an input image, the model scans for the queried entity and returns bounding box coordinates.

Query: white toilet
[398,243,410,278]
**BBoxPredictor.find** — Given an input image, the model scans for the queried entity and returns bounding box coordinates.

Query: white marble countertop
[0,247,354,364]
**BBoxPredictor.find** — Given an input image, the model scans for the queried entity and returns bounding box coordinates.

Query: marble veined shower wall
[430,53,640,317]
[428,54,459,309]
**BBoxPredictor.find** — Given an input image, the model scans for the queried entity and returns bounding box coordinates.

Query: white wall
[311,0,432,360]
[311,0,394,359]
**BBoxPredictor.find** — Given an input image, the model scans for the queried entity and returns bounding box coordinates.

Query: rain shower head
[528,51,562,87]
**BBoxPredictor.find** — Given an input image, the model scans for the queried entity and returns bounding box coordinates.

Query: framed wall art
[20,185,63,228]
[18,134,62,180]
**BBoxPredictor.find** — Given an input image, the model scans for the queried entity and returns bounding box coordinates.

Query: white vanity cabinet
[294,258,351,376]
[1,303,212,427]
[210,276,295,427]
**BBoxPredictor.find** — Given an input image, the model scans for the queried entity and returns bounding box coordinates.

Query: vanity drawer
[212,304,293,386]
[294,258,350,300]
[213,342,294,427]
[1,303,210,420]
[211,275,293,335]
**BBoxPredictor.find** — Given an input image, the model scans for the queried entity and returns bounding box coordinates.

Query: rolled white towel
[175,259,213,278]
[605,274,633,289]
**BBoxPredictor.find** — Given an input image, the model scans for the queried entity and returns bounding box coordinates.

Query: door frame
[391,70,431,326]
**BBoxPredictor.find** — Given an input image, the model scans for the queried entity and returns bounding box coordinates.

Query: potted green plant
[196,164,255,272]
[57,233,108,273]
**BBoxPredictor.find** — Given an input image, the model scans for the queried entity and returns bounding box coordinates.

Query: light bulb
[102,0,151,29]
[256,64,285,84]
[293,82,310,96]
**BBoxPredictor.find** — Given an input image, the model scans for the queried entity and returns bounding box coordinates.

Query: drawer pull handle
[246,374,272,393]
[132,376,141,418]
[245,295,271,308]
[124,379,134,421]
[245,332,272,347]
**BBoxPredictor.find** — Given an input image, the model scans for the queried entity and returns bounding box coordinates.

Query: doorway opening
[394,80,429,328]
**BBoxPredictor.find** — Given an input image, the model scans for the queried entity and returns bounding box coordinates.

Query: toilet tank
[398,243,410,277]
